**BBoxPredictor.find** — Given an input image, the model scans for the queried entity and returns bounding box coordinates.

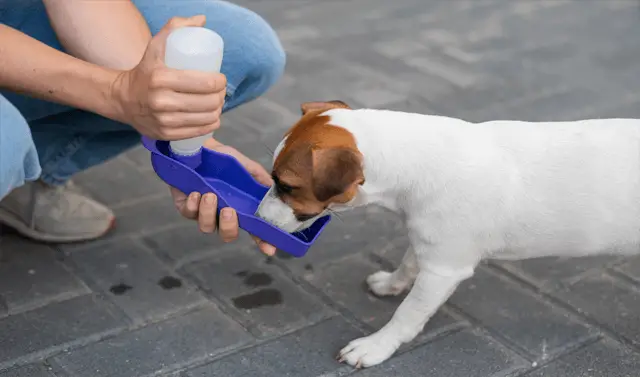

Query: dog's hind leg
[367,246,419,296]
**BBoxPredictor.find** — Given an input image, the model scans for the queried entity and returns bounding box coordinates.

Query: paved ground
[2,1,640,376]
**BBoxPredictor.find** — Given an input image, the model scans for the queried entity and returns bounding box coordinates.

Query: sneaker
[0,180,116,243]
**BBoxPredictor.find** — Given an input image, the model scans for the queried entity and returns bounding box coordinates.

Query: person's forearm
[42,0,152,70]
[0,24,125,122]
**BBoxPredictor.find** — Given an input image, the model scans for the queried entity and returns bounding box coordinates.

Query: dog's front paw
[337,334,400,368]
[366,270,406,296]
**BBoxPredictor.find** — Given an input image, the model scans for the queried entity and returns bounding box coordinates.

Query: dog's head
[256,100,365,232]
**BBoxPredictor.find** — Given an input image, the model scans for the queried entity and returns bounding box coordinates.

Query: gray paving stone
[290,49,420,103]
[184,316,364,377]
[449,267,595,359]
[523,338,640,377]
[141,222,256,266]
[255,127,287,168]
[405,53,485,89]
[512,38,576,67]
[349,87,407,108]
[497,86,607,121]
[122,145,155,172]
[554,272,640,347]
[74,157,168,207]
[0,294,126,369]
[0,298,6,317]
[372,39,429,60]
[61,195,185,251]
[0,364,56,377]
[224,97,300,138]
[69,239,207,323]
[210,113,267,152]
[278,206,406,273]
[0,238,88,314]
[3,0,640,376]
[494,255,621,290]
[596,98,640,119]
[372,234,411,268]
[265,72,364,116]
[613,255,640,285]
[305,253,461,336]
[276,24,322,45]
[110,194,184,232]
[303,46,452,106]
[275,49,335,78]
[52,305,252,377]
[142,222,218,264]
[352,329,527,377]
[429,72,561,120]
[206,119,278,174]
[270,0,418,39]
[182,250,332,338]
[382,96,442,118]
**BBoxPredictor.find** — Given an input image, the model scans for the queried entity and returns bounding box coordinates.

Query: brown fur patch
[271,101,364,217]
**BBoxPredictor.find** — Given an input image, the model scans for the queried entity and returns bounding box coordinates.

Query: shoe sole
[0,208,116,243]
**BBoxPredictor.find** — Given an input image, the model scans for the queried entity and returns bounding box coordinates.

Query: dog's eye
[295,212,319,222]
[275,182,294,195]
[272,174,296,195]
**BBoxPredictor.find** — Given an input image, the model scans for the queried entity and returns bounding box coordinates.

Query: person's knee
[238,7,285,85]
[134,0,286,104]
[247,20,287,93]
[251,35,286,95]
[0,96,42,199]
[215,3,286,100]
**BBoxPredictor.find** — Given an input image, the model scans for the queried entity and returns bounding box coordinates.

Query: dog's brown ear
[311,147,364,202]
[300,100,351,115]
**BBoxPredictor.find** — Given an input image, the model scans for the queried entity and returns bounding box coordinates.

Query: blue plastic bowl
[141,136,331,257]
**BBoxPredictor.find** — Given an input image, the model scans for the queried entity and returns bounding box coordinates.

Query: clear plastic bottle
[164,26,224,156]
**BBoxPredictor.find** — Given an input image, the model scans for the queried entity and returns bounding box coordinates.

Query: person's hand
[111,15,226,140]
[170,138,277,256]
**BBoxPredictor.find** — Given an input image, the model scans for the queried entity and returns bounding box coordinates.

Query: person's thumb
[146,15,207,62]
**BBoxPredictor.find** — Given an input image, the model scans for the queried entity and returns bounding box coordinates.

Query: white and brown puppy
[256,100,640,368]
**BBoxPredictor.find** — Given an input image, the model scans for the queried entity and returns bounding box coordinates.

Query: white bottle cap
[165,27,224,156]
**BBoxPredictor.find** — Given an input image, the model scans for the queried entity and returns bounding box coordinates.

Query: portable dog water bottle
[143,26,331,257]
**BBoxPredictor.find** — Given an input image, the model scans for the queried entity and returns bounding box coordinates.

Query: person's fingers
[202,137,224,150]
[154,121,220,140]
[253,236,276,256]
[218,208,239,242]
[159,15,207,37]
[207,143,274,186]
[198,193,217,233]
[170,186,187,205]
[148,15,207,60]
[155,109,222,129]
[188,141,276,252]
[148,89,225,113]
[149,69,227,95]
[248,163,274,186]
[181,192,200,219]
[241,157,273,186]
[260,243,276,256]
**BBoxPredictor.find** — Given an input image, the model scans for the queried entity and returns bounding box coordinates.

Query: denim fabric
[0,0,285,199]
[0,97,41,197]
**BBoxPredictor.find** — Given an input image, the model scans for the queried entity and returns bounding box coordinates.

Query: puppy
[256,100,640,368]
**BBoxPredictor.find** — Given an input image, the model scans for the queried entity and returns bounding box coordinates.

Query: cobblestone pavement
[2,1,640,376]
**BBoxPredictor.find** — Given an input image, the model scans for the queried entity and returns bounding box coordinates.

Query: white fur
[257,108,640,368]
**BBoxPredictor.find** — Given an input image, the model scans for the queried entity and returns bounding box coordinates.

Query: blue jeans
[0,0,285,199]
